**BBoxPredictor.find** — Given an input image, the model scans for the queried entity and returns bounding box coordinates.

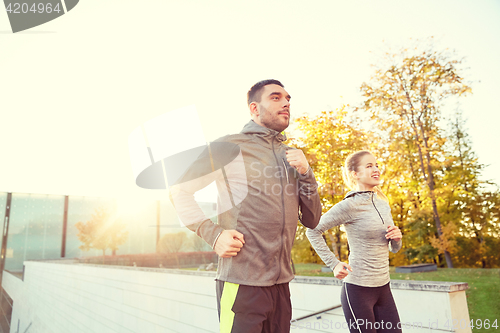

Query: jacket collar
[241,120,287,145]
[343,190,375,200]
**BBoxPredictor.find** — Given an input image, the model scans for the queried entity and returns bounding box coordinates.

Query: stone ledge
[81,265,218,277]
[25,261,469,292]
[25,260,218,277]
[291,275,468,292]
[390,280,468,292]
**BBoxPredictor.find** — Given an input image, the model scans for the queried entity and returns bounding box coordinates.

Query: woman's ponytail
[374,186,389,203]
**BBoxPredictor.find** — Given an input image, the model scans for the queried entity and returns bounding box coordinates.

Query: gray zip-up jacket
[306,190,402,287]
[171,120,321,286]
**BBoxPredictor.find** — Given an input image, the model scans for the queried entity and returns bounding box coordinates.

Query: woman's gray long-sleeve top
[306,190,402,287]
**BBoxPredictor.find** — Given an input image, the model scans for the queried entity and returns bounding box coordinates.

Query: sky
[1,0,499,206]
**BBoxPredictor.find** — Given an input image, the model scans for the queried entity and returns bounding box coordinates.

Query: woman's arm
[306,200,354,271]
[386,225,402,253]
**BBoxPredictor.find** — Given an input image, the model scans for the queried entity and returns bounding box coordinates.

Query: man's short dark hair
[247,79,284,105]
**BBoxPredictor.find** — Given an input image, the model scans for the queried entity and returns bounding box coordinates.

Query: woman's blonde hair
[342,150,388,202]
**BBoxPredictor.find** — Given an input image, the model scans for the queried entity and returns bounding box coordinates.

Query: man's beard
[258,104,289,132]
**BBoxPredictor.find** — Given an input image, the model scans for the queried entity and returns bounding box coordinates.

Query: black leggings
[341,282,402,333]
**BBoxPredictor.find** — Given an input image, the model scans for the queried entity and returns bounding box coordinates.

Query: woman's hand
[385,225,402,242]
[333,262,352,279]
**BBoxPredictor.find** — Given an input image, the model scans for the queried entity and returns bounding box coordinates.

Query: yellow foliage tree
[289,107,368,264]
[358,44,472,268]
[75,207,128,257]
[429,223,457,255]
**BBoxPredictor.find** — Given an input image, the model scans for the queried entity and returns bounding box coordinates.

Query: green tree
[359,46,472,267]
[440,110,500,267]
[75,207,128,257]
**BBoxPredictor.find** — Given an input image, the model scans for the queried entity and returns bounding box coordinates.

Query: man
[170,79,321,333]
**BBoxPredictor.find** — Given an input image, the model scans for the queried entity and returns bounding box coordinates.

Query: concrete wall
[3,261,219,333]
[2,261,471,333]
[289,277,471,333]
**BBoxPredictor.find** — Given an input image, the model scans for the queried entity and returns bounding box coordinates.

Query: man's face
[253,84,291,132]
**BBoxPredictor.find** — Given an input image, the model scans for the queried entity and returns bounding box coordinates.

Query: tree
[285,43,498,268]
[158,232,189,268]
[359,45,472,267]
[289,107,368,264]
[75,207,129,257]
[189,233,211,252]
[440,109,500,267]
[158,232,188,253]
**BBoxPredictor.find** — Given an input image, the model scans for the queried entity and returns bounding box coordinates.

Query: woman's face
[353,153,381,189]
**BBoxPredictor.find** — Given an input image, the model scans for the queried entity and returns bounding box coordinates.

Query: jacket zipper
[272,137,286,283]
[282,158,289,183]
[371,192,385,224]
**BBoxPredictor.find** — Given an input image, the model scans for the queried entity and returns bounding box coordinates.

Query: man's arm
[169,143,245,256]
[286,149,322,229]
[297,168,322,229]
[169,171,223,247]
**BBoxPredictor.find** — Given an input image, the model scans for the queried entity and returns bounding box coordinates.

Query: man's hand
[286,149,309,175]
[385,225,402,242]
[333,262,352,280]
[214,230,245,258]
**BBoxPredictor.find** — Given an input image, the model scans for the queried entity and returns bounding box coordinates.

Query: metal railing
[291,304,342,322]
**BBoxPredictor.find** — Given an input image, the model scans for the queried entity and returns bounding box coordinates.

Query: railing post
[61,196,69,258]
[156,200,160,252]
[0,193,12,285]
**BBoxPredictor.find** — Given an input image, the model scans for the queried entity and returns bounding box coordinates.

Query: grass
[294,263,500,333]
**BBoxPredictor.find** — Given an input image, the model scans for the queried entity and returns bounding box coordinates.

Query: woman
[306,150,403,333]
